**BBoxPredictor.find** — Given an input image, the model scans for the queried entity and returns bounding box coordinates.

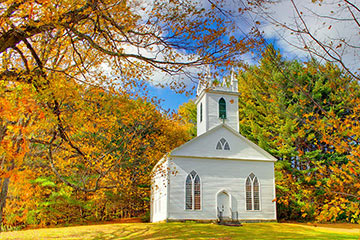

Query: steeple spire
[230,67,238,92]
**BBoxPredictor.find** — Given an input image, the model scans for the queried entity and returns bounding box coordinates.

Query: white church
[150,74,277,223]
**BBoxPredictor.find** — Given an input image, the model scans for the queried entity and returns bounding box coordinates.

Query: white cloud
[255,0,360,73]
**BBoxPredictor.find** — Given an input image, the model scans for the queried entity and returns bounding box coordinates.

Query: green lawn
[1,222,359,240]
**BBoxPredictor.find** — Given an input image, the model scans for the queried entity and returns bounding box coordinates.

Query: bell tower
[195,71,240,136]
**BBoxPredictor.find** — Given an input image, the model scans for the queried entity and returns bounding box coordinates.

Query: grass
[1,222,359,240]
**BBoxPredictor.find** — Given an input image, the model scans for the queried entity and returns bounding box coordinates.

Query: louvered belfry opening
[219,97,226,119]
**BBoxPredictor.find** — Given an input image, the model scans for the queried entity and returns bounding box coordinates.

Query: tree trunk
[0,177,10,226]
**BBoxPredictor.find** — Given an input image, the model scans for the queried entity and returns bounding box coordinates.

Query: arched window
[216,138,230,150]
[185,175,192,210]
[194,175,201,210]
[246,173,260,210]
[246,177,252,210]
[185,170,201,210]
[219,98,226,119]
[200,103,203,122]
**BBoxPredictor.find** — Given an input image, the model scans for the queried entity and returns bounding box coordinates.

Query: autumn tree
[0,0,261,224]
[178,99,197,138]
[3,82,191,227]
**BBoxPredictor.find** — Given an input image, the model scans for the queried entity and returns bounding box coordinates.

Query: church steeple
[195,69,240,136]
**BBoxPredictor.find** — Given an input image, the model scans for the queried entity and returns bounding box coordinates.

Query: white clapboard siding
[151,158,169,222]
[167,157,276,221]
[196,90,240,136]
[207,91,240,133]
[171,125,276,161]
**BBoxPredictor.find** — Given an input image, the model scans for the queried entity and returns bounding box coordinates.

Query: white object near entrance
[151,74,277,223]
[217,190,231,219]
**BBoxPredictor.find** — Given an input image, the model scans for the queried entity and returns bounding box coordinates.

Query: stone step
[217,219,242,227]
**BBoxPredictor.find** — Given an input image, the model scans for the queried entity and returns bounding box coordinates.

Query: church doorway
[217,190,231,219]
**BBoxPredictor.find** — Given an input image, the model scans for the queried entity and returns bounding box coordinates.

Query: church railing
[217,207,223,222]
[231,211,238,221]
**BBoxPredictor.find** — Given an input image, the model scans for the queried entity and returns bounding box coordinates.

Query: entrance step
[217,219,242,227]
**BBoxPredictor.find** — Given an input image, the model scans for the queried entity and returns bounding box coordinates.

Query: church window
[200,103,203,122]
[216,138,230,150]
[185,175,192,210]
[185,170,201,210]
[219,98,226,119]
[194,175,201,210]
[246,177,252,210]
[253,177,260,210]
[246,173,260,211]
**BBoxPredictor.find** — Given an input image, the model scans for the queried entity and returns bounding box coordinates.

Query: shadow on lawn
[88,223,359,240]
[1,222,358,240]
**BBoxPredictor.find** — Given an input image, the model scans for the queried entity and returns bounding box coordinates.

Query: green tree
[178,100,197,138]
[237,46,360,222]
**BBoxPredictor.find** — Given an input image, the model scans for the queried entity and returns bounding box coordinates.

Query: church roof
[170,124,277,162]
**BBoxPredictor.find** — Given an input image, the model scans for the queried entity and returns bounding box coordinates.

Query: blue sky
[139,0,358,113]
[146,84,195,113]
[143,0,333,113]
[146,38,286,113]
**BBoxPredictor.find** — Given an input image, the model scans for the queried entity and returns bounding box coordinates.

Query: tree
[252,0,360,81]
[178,99,197,138]
[0,0,260,224]
[237,46,360,222]
[0,0,256,84]
[3,83,191,227]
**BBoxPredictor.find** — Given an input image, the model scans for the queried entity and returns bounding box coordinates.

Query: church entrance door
[217,191,231,219]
